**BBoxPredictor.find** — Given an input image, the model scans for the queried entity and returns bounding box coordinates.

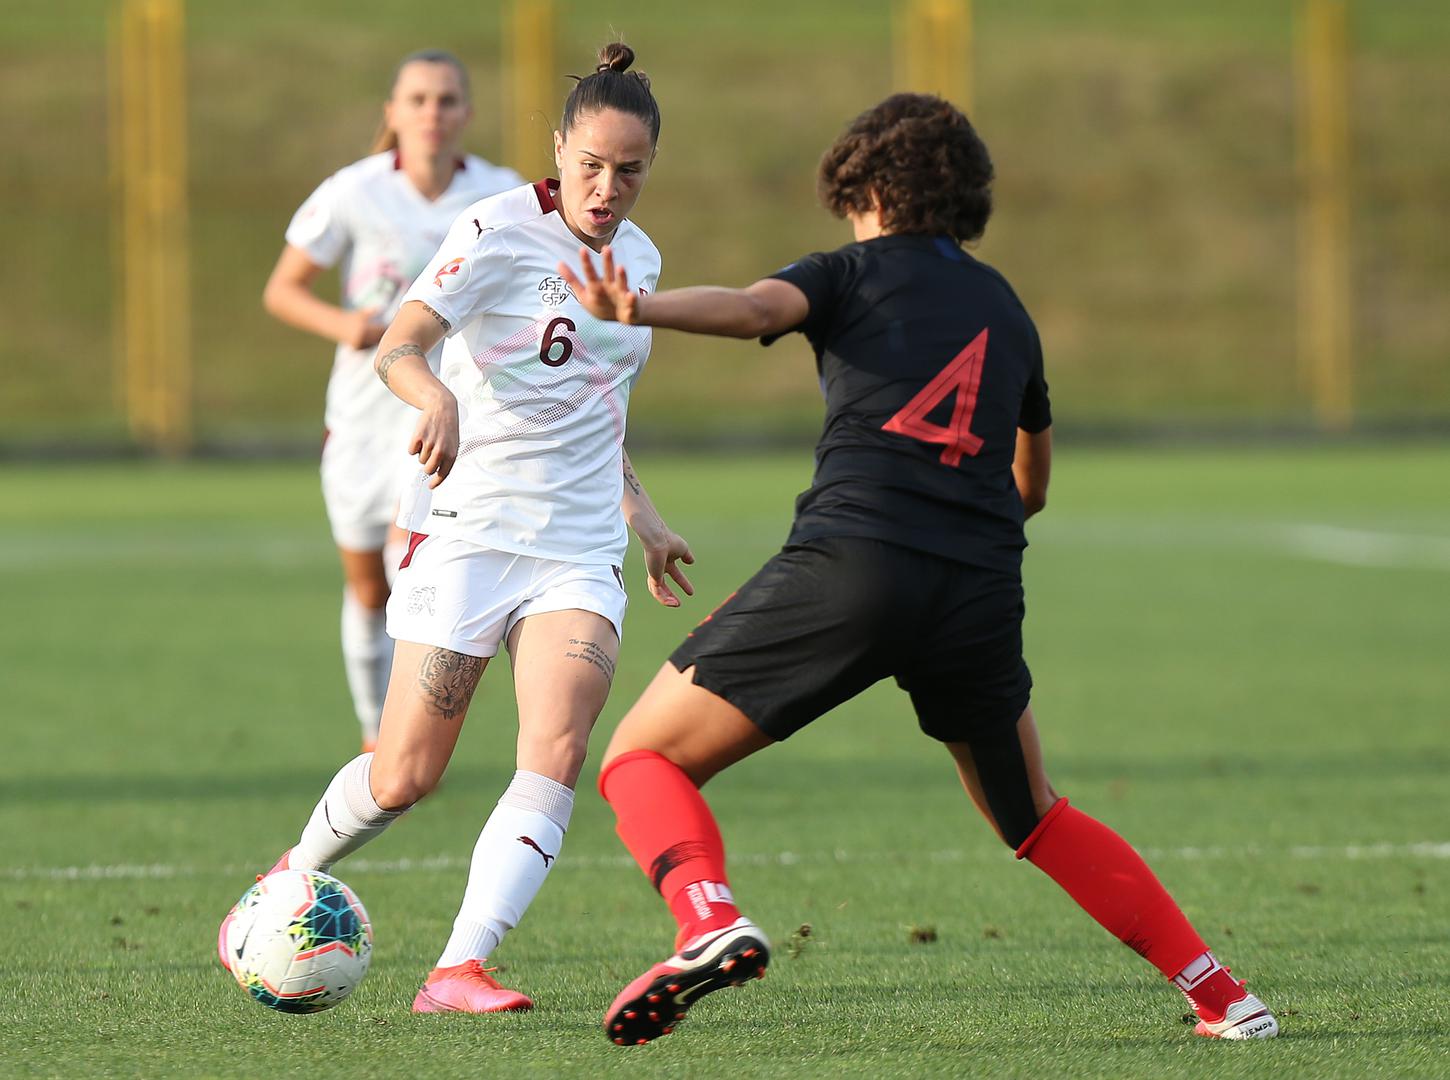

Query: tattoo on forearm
[622,458,643,497]
[565,638,616,683]
[416,647,485,720]
[419,303,451,332]
[376,343,425,387]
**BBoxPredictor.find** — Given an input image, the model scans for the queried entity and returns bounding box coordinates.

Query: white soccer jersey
[397,179,660,565]
[285,152,524,445]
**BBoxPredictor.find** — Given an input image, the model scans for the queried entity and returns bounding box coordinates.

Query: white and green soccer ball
[223,869,373,1013]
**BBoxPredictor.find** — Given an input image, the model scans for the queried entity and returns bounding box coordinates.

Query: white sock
[435,771,574,967]
[291,753,403,873]
[383,537,408,590]
[340,589,393,744]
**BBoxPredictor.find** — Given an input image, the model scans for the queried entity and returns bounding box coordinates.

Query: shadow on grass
[9,746,1448,805]
[6,763,517,804]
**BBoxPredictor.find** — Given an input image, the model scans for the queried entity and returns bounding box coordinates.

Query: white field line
[6,841,1450,883]
[1027,519,1450,572]
[1274,524,1450,571]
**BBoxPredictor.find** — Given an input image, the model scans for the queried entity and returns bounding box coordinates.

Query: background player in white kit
[263,51,522,751]
[223,43,692,1014]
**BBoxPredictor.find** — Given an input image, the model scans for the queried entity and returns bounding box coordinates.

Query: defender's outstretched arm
[559,246,809,339]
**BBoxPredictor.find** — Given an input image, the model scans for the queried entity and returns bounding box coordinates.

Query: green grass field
[2,446,1448,1078]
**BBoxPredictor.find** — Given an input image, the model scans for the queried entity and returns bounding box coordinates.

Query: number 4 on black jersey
[764,234,1051,576]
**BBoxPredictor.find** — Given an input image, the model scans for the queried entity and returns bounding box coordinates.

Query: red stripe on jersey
[533,178,560,213]
[398,531,429,570]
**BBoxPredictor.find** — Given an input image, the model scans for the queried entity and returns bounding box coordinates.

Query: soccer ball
[222,868,373,1014]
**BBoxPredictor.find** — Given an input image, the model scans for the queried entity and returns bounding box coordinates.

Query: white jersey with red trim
[396,179,660,565]
[284,151,523,443]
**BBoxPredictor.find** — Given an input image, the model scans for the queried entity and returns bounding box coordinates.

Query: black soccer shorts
[669,535,1032,743]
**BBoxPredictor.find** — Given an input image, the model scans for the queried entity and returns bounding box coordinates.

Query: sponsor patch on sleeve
[431,256,470,293]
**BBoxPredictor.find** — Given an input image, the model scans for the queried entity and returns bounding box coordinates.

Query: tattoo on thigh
[565,638,616,683]
[416,648,484,720]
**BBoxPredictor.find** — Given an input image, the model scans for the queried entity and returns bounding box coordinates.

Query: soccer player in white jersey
[263,51,522,752]
[222,43,693,1015]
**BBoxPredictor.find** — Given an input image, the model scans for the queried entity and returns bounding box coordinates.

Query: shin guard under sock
[1017,798,1208,979]
[436,771,574,967]
[600,750,740,943]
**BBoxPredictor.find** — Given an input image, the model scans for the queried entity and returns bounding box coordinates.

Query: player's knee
[520,728,591,783]
[560,732,592,775]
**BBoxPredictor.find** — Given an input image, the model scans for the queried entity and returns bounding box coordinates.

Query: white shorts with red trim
[385,533,628,658]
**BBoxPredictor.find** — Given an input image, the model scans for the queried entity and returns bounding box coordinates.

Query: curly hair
[818,93,993,243]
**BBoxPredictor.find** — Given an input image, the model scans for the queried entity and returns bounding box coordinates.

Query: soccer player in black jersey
[560,93,1279,1046]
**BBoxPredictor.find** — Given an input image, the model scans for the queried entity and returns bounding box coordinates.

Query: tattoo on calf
[416,647,484,720]
[565,637,616,683]
[376,343,425,387]
[419,303,451,332]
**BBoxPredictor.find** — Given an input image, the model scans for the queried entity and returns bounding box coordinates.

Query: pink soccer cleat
[217,850,294,973]
[604,917,770,1045]
[411,960,534,1013]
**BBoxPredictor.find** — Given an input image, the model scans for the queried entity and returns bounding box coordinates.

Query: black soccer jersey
[765,233,1051,574]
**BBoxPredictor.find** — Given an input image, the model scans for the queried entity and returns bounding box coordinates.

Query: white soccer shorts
[320,428,415,552]
[386,533,628,658]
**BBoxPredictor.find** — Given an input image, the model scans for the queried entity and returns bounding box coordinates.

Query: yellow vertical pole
[894,0,974,114]
[504,0,557,182]
[117,0,150,445]
[1295,0,1353,431]
[108,2,128,417]
[113,0,191,454]
[151,0,191,454]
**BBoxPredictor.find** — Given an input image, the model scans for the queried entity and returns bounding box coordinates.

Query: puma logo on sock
[517,835,555,866]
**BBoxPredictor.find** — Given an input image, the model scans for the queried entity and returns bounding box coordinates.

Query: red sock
[1170,949,1249,1023]
[1017,798,1210,981]
[599,750,741,946]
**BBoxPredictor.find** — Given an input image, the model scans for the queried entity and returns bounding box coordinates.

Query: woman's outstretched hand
[558,246,641,325]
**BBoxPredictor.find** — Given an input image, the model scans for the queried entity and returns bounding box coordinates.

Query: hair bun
[596,41,634,73]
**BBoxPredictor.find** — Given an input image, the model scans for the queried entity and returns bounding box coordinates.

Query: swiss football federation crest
[538,276,573,307]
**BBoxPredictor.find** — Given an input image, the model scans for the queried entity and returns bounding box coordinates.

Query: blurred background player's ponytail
[560,41,661,144]
[370,49,472,154]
